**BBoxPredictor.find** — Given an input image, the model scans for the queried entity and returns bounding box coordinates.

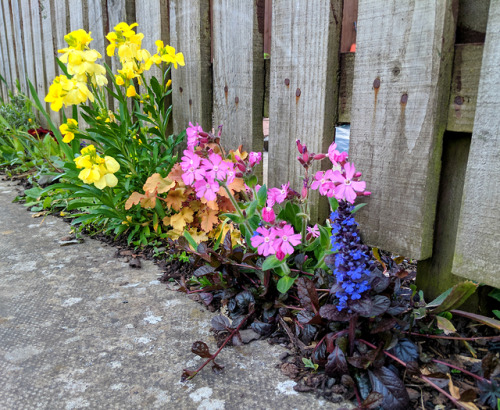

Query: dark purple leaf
[211,315,231,331]
[370,317,397,334]
[251,321,274,336]
[181,369,197,382]
[324,254,336,270]
[235,290,255,310]
[242,252,258,263]
[191,341,212,359]
[368,366,410,410]
[389,338,419,363]
[223,230,232,254]
[193,265,216,277]
[200,292,214,306]
[297,310,322,325]
[325,346,348,377]
[349,296,373,316]
[197,242,208,254]
[386,302,409,316]
[406,361,421,377]
[232,333,243,346]
[319,304,352,322]
[212,362,225,374]
[296,277,319,312]
[369,269,391,293]
[369,295,391,316]
[299,324,317,345]
[177,236,192,252]
[361,392,384,409]
[312,341,327,365]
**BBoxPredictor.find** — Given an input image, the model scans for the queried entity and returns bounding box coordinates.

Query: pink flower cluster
[310,142,370,204]
[250,224,301,261]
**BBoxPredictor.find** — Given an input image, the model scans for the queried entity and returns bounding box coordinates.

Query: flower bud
[296,139,303,154]
[313,153,327,160]
[354,172,362,178]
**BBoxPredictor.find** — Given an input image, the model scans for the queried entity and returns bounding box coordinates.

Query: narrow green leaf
[183,230,198,250]
[436,316,456,335]
[245,200,258,220]
[429,281,478,314]
[451,309,500,331]
[352,203,367,214]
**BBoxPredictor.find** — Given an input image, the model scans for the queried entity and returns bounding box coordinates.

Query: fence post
[452,0,500,289]
[211,0,265,159]
[169,0,212,135]
[268,0,342,222]
[349,0,457,260]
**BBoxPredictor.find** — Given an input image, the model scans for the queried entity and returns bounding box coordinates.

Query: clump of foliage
[174,125,500,409]
[24,23,186,243]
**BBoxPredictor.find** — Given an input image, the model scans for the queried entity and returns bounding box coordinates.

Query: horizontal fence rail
[0,0,497,293]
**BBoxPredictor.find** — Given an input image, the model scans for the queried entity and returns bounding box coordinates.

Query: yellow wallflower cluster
[59,118,79,143]
[74,145,120,189]
[145,40,185,70]
[45,75,94,112]
[45,29,106,112]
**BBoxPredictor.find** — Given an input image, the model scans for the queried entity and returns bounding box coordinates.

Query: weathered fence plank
[212,0,264,154]
[68,0,88,32]
[338,53,354,124]
[0,0,16,92]
[349,0,457,260]
[30,0,48,124]
[453,0,500,288]
[340,0,357,53]
[169,0,212,134]
[268,0,342,221]
[0,5,9,100]
[50,0,70,64]
[9,0,28,93]
[446,44,483,133]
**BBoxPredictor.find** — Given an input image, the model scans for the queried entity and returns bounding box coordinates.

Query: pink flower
[331,162,366,204]
[180,149,200,171]
[248,152,262,167]
[328,142,348,164]
[307,225,320,238]
[186,122,203,150]
[268,182,289,206]
[261,206,276,224]
[193,178,220,202]
[201,153,228,181]
[272,224,301,256]
[311,170,335,196]
[250,227,276,256]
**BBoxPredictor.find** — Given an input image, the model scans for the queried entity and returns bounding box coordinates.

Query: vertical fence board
[340,0,357,53]
[268,0,342,221]
[348,0,456,259]
[212,0,264,154]
[136,0,170,84]
[169,0,212,134]
[1,0,18,92]
[20,0,36,96]
[10,0,28,93]
[453,0,500,288]
[68,0,88,32]
[0,5,9,100]
[30,0,48,125]
[50,0,70,65]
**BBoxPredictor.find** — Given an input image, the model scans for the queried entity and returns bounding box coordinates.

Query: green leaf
[488,288,500,303]
[451,309,500,331]
[257,184,267,207]
[245,174,258,189]
[436,316,456,335]
[428,281,478,314]
[245,200,258,220]
[277,275,296,294]
[261,255,284,271]
[352,203,367,214]
[329,197,339,212]
[318,224,331,250]
[182,230,198,250]
[492,310,500,319]
[220,212,243,224]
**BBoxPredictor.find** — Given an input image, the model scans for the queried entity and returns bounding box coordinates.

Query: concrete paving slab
[0,179,353,410]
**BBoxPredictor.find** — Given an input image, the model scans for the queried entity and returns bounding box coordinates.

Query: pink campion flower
[261,206,276,224]
[193,178,220,202]
[331,162,366,204]
[180,149,201,171]
[250,227,276,257]
[272,224,301,256]
[268,182,289,206]
[182,164,205,186]
[307,224,320,238]
[311,170,335,196]
[186,122,203,150]
[201,153,228,181]
[328,142,348,164]
[248,151,262,167]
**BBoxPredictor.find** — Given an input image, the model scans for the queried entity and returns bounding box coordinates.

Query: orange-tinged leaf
[218,196,235,212]
[189,200,202,212]
[140,195,157,209]
[167,163,184,182]
[201,197,219,211]
[447,374,460,400]
[166,228,182,240]
[229,147,248,161]
[188,228,208,244]
[125,192,146,210]
[169,208,194,231]
[143,173,175,194]
[206,143,221,154]
[228,177,245,193]
[200,207,219,232]
[162,216,171,226]
[165,187,186,211]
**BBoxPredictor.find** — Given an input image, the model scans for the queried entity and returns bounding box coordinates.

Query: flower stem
[221,182,253,235]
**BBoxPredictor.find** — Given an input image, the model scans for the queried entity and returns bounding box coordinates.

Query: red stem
[403,331,500,342]
[432,358,491,384]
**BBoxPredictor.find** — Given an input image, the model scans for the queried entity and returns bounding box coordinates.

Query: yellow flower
[126,85,137,98]
[79,165,101,184]
[115,75,124,86]
[106,22,144,63]
[104,156,120,173]
[166,79,172,88]
[45,75,94,112]
[148,41,185,69]
[62,29,93,50]
[59,118,79,143]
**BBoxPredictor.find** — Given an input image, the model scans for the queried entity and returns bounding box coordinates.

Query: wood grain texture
[340,0,357,53]
[1,0,17,92]
[268,0,342,222]
[169,0,212,133]
[68,0,87,31]
[453,0,500,288]
[38,0,60,124]
[446,44,483,133]
[348,0,457,259]
[20,0,37,96]
[338,53,354,123]
[0,0,10,99]
[212,0,264,154]
[10,0,28,93]
[135,0,169,85]
[50,0,69,59]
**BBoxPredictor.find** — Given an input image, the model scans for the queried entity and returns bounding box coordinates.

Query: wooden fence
[0,0,498,296]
